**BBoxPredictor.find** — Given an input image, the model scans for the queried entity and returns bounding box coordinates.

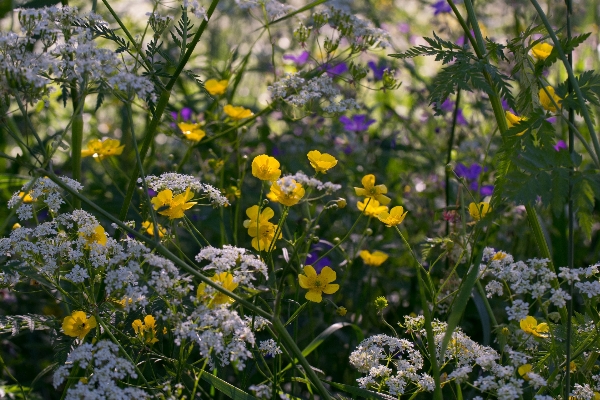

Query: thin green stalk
[117,0,221,227]
[529,0,600,161]
[70,84,84,209]
[446,89,461,233]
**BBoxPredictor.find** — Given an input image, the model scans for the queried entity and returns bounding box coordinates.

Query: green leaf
[301,322,364,358]
[322,380,393,400]
[200,373,257,400]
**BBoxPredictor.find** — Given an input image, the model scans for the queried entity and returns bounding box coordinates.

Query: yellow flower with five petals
[243,205,281,251]
[224,104,253,120]
[355,174,391,205]
[81,138,124,161]
[151,188,197,219]
[197,272,239,307]
[307,150,338,173]
[178,122,206,142]
[204,79,228,96]
[519,316,549,338]
[357,198,388,217]
[267,178,305,206]
[252,155,281,181]
[531,43,553,61]
[298,265,339,303]
[62,311,97,340]
[377,206,408,227]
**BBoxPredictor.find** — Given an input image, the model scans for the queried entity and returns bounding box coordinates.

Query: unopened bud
[336,307,347,316]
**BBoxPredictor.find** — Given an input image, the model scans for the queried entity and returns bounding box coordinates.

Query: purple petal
[325,62,348,76]
[283,51,309,65]
[432,0,451,15]
[480,185,494,196]
[181,107,193,121]
[455,163,469,178]
[456,109,467,125]
[440,98,454,113]
[554,140,567,151]
[368,61,386,80]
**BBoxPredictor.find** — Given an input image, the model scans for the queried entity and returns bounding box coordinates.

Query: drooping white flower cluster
[183,0,208,20]
[284,171,342,193]
[326,7,392,50]
[268,73,360,113]
[142,172,230,207]
[195,245,268,287]
[53,340,149,399]
[1,6,156,105]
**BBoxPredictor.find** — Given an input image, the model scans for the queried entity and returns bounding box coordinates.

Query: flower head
[340,115,376,132]
[18,191,34,203]
[539,86,562,112]
[359,250,389,267]
[519,316,549,338]
[355,174,390,205]
[531,43,553,61]
[80,225,107,246]
[197,272,239,307]
[283,51,309,65]
[243,205,282,251]
[518,364,533,380]
[81,138,125,161]
[377,206,408,227]
[432,0,451,15]
[178,122,206,142]
[141,221,166,238]
[267,178,305,206]
[554,140,567,151]
[357,198,388,217]
[307,150,338,173]
[468,202,491,221]
[298,265,339,303]
[151,188,197,219]
[205,79,228,96]
[224,104,253,120]
[132,315,159,344]
[506,111,527,136]
[252,155,281,181]
[62,311,97,340]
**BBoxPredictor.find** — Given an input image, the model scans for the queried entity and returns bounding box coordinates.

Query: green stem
[117,0,221,227]
[529,0,600,162]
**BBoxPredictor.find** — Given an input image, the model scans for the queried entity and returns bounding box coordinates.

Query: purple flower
[323,62,348,77]
[148,189,157,197]
[171,107,194,123]
[432,0,451,15]
[283,51,309,65]
[398,23,410,34]
[480,185,494,196]
[455,163,482,181]
[367,61,386,80]
[340,115,376,132]
[440,98,454,112]
[456,109,467,125]
[546,117,557,124]
[501,98,510,110]
[554,140,567,151]
[305,243,333,274]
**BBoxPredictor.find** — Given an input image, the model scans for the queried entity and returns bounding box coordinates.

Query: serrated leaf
[200,373,257,400]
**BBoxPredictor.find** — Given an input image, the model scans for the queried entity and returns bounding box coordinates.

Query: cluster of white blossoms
[8,176,82,219]
[235,0,295,20]
[285,171,342,193]
[1,6,156,105]
[142,172,229,206]
[268,73,360,113]
[326,6,392,50]
[259,338,283,357]
[349,332,432,396]
[183,0,208,20]
[53,340,149,399]
[195,245,268,287]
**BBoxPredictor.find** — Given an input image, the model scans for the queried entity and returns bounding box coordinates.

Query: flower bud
[374,296,388,310]
[336,307,347,316]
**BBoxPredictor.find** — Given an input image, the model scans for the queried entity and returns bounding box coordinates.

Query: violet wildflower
[368,61,386,80]
[440,98,454,112]
[480,185,494,196]
[283,51,309,65]
[554,140,567,151]
[398,23,410,34]
[340,115,376,132]
[323,62,348,77]
[432,0,451,15]
[456,109,467,125]
[455,163,482,181]
[305,243,332,274]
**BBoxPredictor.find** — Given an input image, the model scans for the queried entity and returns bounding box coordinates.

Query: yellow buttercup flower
[18,191,34,203]
[132,315,159,344]
[81,138,125,161]
[204,79,228,96]
[267,178,305,206]
[377,206,408,227]
[492,251,507,261]
[224,104,253,120]
[62,311,97,340]
[307,150,338,173]
[141,221,167,238]
[243,205,281,251]
[298,265,339,303]
[531,43,553,61]
[517,364,532,380]
[519,316,549,338]
[357,199,388,217]
[359,250,389,267]
[80,225,107,246]
[539,86,562,112]
[178,122,206,142]
[468,202,491,221]
[354,174,391,205]
[252,155,282,181]
[506,111,527,136]
[197,272,239,307]
[151,188,197,219]
[12,223,21,230]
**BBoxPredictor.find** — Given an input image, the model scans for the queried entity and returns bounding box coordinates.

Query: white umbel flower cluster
[142,173,229,207]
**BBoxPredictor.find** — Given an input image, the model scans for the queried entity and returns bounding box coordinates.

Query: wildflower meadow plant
[1,0,600,398]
